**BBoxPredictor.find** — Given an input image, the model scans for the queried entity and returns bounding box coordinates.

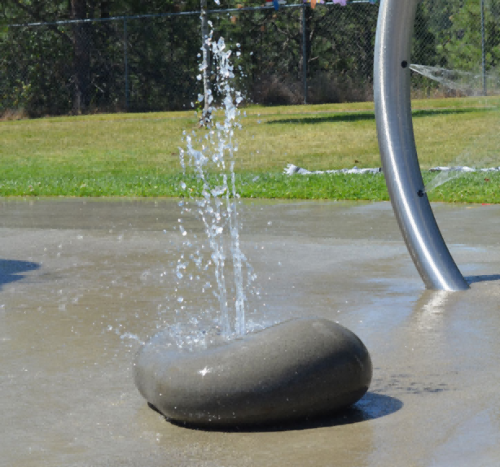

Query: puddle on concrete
[1,198,500,466]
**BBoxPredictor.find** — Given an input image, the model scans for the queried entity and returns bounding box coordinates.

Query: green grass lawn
[1,96,500,202]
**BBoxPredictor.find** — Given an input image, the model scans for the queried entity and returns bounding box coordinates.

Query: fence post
[302,4,307,105]
[201,0,211,124]
[123,18,130,110]
[480,0,487,96]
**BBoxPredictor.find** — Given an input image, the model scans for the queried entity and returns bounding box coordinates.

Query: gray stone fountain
[134,318,372,426]
[135,0,460,427]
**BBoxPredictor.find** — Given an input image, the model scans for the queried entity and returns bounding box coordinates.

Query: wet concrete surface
[1,198,500,467]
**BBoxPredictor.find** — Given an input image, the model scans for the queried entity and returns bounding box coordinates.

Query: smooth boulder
[134,318,372,426]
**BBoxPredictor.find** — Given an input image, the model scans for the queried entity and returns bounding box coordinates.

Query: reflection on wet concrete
[1,199,500,466]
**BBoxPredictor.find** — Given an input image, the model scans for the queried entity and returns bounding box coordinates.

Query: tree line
[0,0,498,117]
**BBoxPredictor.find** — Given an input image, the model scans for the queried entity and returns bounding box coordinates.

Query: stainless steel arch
[373,0,469,291]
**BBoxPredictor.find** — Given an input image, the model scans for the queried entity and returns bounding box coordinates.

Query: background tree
[3,0,495,116]
[71,0,91,112]
[0,0,202,115]
[443,0,500,72]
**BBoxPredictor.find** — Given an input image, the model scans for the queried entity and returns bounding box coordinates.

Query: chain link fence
[412,0,500,98]
[1,0,499,117]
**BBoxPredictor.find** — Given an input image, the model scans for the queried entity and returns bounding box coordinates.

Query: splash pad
[135,0,472,428]
[134,28,373,427]
[5,199,500,464]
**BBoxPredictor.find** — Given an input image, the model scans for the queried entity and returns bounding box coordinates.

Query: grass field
[1,96,499,202]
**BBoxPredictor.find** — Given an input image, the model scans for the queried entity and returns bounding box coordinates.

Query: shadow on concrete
[265,107,490,126]
[165,392,403,433]
[0,259,40,290]
[466,274,500,285]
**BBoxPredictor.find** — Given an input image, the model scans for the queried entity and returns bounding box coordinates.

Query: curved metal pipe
[373,0,469,291]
